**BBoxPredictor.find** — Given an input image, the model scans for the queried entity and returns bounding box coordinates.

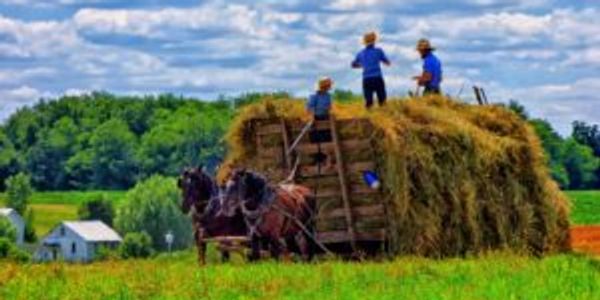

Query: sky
[0,0,598,135]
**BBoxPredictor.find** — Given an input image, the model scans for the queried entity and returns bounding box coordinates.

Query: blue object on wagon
[362,170,381,190]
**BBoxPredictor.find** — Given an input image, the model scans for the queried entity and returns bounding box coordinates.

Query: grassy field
[0,191,598,299]
[0,252,598,300]
[0,191,125,235]
[567,191,600,225]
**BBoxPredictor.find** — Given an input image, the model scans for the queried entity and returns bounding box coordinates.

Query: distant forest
[0,92,599,191]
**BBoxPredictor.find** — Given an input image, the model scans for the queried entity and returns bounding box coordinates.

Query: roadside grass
[0,251,598,300]
[567,191,600,225]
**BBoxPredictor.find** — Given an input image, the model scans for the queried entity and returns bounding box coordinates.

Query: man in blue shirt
[352,31,391,108]
[413,38,443,96]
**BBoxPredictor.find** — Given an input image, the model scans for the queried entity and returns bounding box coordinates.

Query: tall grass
[0,252,598,299]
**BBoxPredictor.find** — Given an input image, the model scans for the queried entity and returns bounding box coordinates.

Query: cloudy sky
[0,0,598,135]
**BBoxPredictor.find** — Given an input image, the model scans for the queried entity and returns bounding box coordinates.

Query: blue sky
[0,0,598,135]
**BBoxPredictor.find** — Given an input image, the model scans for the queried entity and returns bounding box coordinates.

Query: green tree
[6,173,33,215]
[78,195,115,226]
[0,217,16,241]
[530,119,569,188]
[90,119,138,189]
[115,175,192,251]
[23,209,37,243]
[563,138,599,189]
[119,232,154,259]
[0,131,20,191]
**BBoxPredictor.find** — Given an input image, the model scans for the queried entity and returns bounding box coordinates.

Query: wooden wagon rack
[251,117,389,255]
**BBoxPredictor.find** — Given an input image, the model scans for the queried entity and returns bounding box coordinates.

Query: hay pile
[218,95,570,257]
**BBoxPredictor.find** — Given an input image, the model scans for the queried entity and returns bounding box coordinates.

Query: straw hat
[363,31,378,45]
[416,38,436,51]
[317,77,333,92]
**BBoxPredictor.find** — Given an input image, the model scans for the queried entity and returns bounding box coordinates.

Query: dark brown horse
[220,169,316,261]
[178,166,246,265]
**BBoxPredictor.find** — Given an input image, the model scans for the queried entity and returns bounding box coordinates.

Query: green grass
[567,191,600,225]
[0,252,598,299]
[0,190,126,206]
[29,204,78,235]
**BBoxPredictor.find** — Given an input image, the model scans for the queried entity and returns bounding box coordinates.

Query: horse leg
[247,234,261,262]
[195,228,207,266]
[269,238,283,261]
[220,250,231,263]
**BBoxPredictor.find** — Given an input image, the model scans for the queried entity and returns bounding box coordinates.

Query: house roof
[0,208,16,216]
[63,221,122,242]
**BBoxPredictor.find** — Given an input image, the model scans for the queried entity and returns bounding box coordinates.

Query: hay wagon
[248,117,389,255]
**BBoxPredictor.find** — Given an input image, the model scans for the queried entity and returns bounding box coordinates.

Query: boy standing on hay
[352,31,391,108]
[306,77,333,167]
[413,38,443,96]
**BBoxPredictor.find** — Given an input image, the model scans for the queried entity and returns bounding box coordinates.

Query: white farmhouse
[36,221,122,262]
[0,208,25,246]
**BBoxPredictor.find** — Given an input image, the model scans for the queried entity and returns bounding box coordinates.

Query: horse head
[220,168,269,217]
[178,165,215,214]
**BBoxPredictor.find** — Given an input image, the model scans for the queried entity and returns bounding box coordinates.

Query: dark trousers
[423,86,441,96]
[309,115,331,164]
[363,76,386,108]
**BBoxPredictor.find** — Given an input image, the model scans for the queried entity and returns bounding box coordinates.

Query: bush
[115,175,193,252]
[95,245,120,261]
[0,237,12,257]
[0,217,16,241]
[119,232,154,259]
[0,237,29,262]
[78,195,115,226]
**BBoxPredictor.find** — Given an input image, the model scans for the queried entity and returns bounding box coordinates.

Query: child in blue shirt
[306,77,333,120]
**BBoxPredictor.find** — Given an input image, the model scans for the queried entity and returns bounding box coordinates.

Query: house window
[71,242,76,254]
[60,226,66,236]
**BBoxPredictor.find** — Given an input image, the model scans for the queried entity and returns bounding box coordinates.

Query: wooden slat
[203,236,249,243]
[300,161,375,178]
[330,117,357,251]
[317,229,386,243]
[316,185,378,198]
[294,139,371,155]
[257,124,283,135]
[319,204,385,219]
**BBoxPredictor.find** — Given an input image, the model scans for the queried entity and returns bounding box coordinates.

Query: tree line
[507,101,600,190]
[0,92,598,191]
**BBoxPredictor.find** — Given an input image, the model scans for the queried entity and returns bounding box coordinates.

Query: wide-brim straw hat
[363,31,378,45]
[317,77,333,92]
[416,38,436,51]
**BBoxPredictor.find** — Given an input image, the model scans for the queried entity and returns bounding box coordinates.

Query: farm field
[568,191,600,225]
[0,251,599,300]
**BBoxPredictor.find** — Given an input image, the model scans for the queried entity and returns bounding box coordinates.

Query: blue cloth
[423,53,442,89]
[306,92,331,117]
[352,45,390,79]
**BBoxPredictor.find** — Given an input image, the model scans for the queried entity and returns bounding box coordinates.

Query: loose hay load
[218,96,570,257]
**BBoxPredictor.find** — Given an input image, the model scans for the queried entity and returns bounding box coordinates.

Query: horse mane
[245,170,274,205]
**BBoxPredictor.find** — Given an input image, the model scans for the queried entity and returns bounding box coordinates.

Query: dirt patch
[571,226,600,255]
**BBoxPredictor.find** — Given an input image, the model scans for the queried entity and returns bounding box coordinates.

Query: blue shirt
[306,92,331,117]
[423,53,442,89]
[352,45,390,79]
